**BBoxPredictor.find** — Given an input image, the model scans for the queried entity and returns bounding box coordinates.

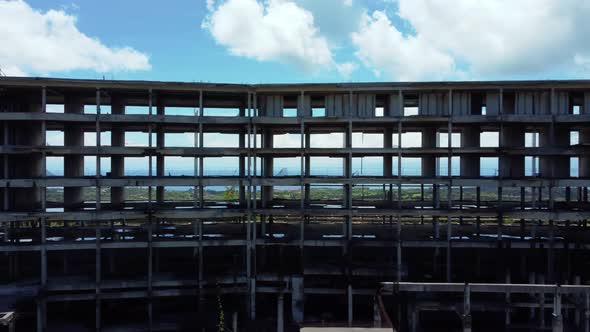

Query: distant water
[46,157,579,192]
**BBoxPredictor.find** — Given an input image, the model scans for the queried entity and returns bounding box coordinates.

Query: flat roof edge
[2,76,590,91]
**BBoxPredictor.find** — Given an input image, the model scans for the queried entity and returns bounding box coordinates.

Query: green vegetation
[45,185,540,202]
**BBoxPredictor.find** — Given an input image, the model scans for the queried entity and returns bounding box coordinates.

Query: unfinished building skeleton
[0,77,590,331]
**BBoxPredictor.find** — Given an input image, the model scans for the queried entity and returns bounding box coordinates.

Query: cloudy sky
[2,0,590,83]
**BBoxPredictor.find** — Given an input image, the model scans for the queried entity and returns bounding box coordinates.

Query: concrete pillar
[552,288,563,332]
[580,129,590,178]
[383,128,393,177]
[505,270,511,326]
[261,130,273,204]
[539,274,546,328]
[409,302,417,332]
[304,129,311,206]
[463,283,472,332]
[373,296,382,328]
[584,291,589,332]
[500,125,524,178]
[64,95,84,211]
[291,276,304,323]
[347,284,353,327]
[110,96,125,207]
[239,129,246,207]
[344,126,352,216]
[553,126,570,178]
[9,91,43,211]
[277,293,284,332]
[529,272,536,320]
[446,217,452,282]
[422,127,437,177]
[156,102,165,204]
[36,299,43,332]
[461,126,480,177]
[540,126,569,178]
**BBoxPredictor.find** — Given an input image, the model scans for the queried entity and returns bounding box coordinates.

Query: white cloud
[574,54,590,71]
[203,0,355,75]
[351,0,590,80]
[351,10,454,80]
[335,61,357,78]
[206,0,216,11]
[0,0,150,76]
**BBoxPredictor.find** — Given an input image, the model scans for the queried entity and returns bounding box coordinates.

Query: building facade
[0,77,590,331]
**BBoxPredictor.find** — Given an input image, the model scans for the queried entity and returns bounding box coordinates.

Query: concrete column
[277,293,284,332]
[540,126,569,178]
[9,91,43,211]
[553,288,563,332]
[36,299,43,332]
[383,128,393,177]
[410,303,418,332]
[463,283,472,332]
[553,126,571,178]
[373,296,382,327]
[156,102,165,204]
[64,95,84,211]
[580,129,590,178]
[110,96,125,207]
[584,291,589,332]
[500,125,524,178]
[344,124,353,252]
[539,274,546,328]
[347,284,353,326]
[505,270,511,326]
[529,272,536,320]
[291,276,304,323]
[422,126,437,177]
[304,129,311,206]
[239,128,246,206]
[262,130,273,205]
[461,126,480,177]
[446,217,452,282]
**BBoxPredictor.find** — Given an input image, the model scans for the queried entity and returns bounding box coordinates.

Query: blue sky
[0,0,585,177]
[2,0,590,82]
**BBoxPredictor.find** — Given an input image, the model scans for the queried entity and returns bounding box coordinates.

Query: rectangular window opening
[525,156,540,176]
[352,133,383,148]
[165,107,199,116]
[165,132,196,147]
[437,132,461,148]
[525,132,540,148]
[203,133,239,148]
[480,157,499,177]
[84,104,112,114]
[310,133,344,148]
[203,108,240,117]
[375,107,384,117]
[164,156,195,176]
[84,131,111,146]
[84,156,111,176]
[46,130,64,146]
[310,157,344,176]
[480,131,499,148]
[203,157,239,176]
[571,157,579,178]
[283,108,297,117]
[273,157,302,176]
[352,157,383,176]
[273,133,302,148]
[573,105,581,115]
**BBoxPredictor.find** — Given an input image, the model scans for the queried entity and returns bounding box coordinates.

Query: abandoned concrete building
[0,77,590,331]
